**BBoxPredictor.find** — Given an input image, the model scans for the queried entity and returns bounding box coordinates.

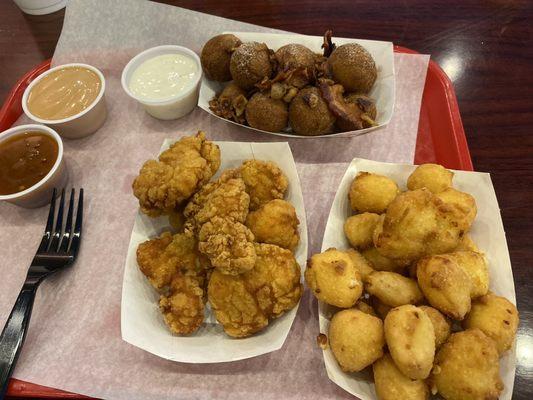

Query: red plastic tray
[0,46,473,399]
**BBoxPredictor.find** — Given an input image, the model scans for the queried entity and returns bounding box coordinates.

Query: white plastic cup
[22,63,107,139]
[13,0,68,15]
[0,124,68,208]
[121,45,202,120]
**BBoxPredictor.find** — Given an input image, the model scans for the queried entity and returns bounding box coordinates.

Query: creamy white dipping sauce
[128,53,197,101]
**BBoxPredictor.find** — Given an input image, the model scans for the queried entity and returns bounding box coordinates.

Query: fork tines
[38,188,83,256]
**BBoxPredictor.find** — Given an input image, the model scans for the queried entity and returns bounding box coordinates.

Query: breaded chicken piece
[168,206,185,232]
[198,216,257,275]
[247,243,302,319]
[136,231,207,335]
[373,189,465,261]
[239,160,289,210]
[184,176,250,233]
[136,231,201,291]
[159,274,205,335]
[132,132,221,217]
[208,243,302,337]
[245,199,300,251]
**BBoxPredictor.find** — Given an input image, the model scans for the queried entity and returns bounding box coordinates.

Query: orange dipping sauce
[27,66,101,120]
[0,132,58,195]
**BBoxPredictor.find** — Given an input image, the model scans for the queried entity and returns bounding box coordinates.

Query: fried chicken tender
[198,216,256,275]
[208,243,302,337]
[463,292,519,355]
[184,177,250,232]
[305,248,363,308]
[159,274,205,335]
[373,189,465,261]
[245,199,300,251]
[384,305,436,380]
[136,231,207,334]
[329,309,385,372]
[132,132,221,217]
[239,159,289,210]
[373,354,429,400]
[431,329,503,400]
[136,231,204,292]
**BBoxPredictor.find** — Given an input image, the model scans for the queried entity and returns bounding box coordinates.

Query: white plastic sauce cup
[121,45,202,120]
[0,124,68,208]
[22,63,107,139]
[13,0,68,15]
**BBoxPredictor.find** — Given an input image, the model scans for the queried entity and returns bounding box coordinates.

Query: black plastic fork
[0,188,83,397]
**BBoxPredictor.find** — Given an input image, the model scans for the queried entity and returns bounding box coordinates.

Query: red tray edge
[1,47,473,399]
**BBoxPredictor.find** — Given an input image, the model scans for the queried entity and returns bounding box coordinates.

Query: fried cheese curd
[431,329,503,400]
[239,159,289,210]
[348,172,399,213]
[407,163,454,194]
[448,250,489,298]
[384,305,436,380]
[329,309,385,372]
[344,248,375,282]
[246,199,300,251]
[436,187,477,231]
[373,354,429,400]
[208,243,302,337]
[361,246,408,273]
[198,216,256,275]
[373,189,467,261]
[419,305,451,348]
[132,132,220,217]
[343,212,380,249]
[463,292,519,355]
[365,271,424,307]
[416,254,472,320]
[305,248,363,308]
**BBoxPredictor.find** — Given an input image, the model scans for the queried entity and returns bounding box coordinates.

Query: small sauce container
[0,124,67,208]
[22,63,107,139]
[121,45,202,120]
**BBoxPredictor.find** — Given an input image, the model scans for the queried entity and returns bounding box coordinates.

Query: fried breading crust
[245,199,300,251]
[184,176,250,232]
[240,159,289,210]
[208,243,302,337]
[136,231,207,334]
[198,216,256,275]
[132,132,221,217]
[159,274,205,335]
[136,231,203,292]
